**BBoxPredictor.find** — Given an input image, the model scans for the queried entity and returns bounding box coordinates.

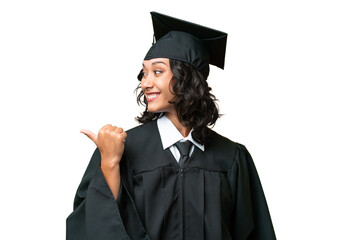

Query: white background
[1,0,359,239]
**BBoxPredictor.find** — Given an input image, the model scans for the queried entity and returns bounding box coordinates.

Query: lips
[146,93,160,102]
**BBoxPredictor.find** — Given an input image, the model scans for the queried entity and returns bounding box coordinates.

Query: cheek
[162,82,173,96]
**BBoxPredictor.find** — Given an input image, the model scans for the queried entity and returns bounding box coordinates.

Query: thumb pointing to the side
[80,129,97,143]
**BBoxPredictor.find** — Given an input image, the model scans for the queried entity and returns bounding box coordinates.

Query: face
[141,58,175,115]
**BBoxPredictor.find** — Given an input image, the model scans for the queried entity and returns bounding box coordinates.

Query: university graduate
[66,12,276,240]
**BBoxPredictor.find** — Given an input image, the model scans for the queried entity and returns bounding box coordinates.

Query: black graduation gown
[66,120,276,240]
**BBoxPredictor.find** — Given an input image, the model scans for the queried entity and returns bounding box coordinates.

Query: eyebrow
[152,61,167,66]
[142,61,168,68]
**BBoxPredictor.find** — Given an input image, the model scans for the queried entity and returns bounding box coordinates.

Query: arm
[101,161,121,199]
[66,148,131,240]
[66,125,150,240]
[229,144,276,240]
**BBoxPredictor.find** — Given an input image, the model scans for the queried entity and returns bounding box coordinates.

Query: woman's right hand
[80,124,127,168]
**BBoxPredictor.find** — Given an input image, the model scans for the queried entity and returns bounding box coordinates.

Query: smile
[146,93,160,102]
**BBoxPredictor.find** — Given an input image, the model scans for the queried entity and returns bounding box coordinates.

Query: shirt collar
[157,114,205,151]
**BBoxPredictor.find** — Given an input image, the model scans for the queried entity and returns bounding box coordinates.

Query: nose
[141,73,154,91]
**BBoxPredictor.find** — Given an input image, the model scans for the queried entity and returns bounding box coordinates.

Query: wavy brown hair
[135,59,220,145]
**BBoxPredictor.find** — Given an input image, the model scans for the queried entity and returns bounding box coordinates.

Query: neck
[165,112,191,137]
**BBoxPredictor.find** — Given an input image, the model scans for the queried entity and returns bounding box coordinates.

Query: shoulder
[204,129,250,171]
[123,120,159,156]
[207,129,247,154]
[125,120,157,141]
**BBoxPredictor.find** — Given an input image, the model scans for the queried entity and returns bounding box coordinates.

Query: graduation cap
[144,12,227,79]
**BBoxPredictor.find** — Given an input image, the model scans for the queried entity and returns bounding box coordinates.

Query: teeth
[147,94,159,100]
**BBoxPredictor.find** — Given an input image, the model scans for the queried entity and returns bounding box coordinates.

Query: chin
[147,105,164,113]
[147,104,174,115]
[147,107,162,113]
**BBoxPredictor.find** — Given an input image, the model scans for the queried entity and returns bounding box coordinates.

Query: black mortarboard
[144,12,227,79]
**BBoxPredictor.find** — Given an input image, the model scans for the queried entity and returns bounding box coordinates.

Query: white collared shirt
[157,114,205,162]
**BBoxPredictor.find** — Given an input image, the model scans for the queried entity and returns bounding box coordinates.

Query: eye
[154,70,163,75]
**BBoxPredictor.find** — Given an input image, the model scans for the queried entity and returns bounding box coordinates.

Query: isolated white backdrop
[1,0,359,239]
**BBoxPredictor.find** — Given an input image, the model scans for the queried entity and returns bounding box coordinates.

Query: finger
[99,124,114,134]
[115,127,124,133]
[120,132,127,142]
[100,124,112,131]
[80,129,97,143]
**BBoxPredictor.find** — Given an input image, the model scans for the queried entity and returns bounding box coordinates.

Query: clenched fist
[80,124,127,168]
[80,124,126,199]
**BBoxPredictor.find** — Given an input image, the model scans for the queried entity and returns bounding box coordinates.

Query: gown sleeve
[66,148,150,240]
[228,144,276,240]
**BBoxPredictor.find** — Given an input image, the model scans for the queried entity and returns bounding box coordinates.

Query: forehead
[142,58,170,68]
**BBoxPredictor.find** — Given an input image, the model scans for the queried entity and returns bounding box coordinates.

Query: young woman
[66,12,276,240]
